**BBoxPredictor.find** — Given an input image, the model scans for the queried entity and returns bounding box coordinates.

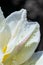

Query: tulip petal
[0,24,11,50]
[22,51,43,65]
[0,7,5,22]
[6,9,27,37]
[4,21,40,65]
[0,7,6,31]
[0,7,11,50]
[12,22,40,64]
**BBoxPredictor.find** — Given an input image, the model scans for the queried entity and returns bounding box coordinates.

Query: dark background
[0,0,43,51]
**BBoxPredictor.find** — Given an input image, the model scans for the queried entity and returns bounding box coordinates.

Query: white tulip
[0,7,40,65]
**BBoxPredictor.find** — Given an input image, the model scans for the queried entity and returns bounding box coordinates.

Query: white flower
[0,7,41,65]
